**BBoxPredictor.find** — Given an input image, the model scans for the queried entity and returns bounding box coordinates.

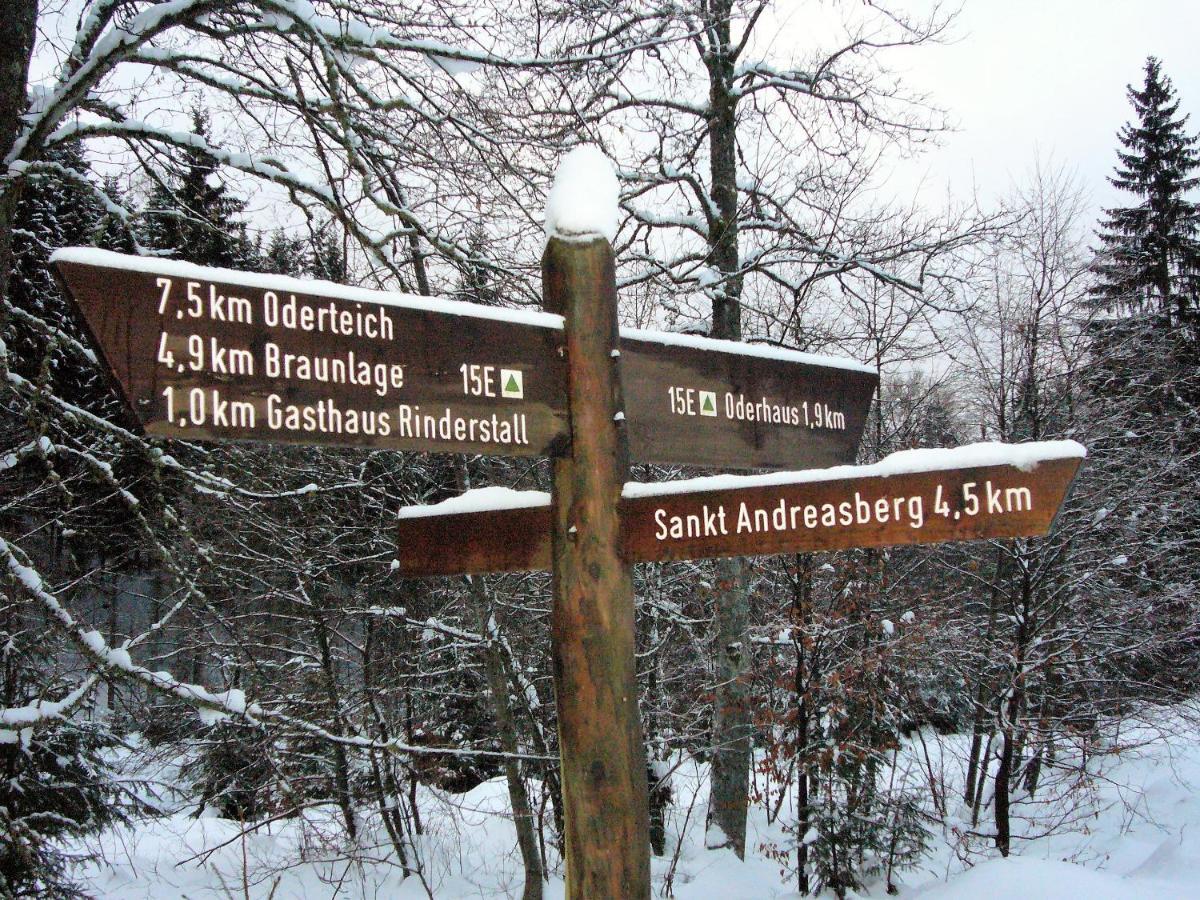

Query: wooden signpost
[392,448,1084,576]
[50,155,1084,900]
[542,235,649,897]
[51,249,877,471]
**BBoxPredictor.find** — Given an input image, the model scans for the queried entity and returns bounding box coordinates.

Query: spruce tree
[9,144,102,349]
[307,220,347,283]
[1084,58,1200,698]
[1092,57,1200,326]
[2,141,127,900]
[141,107,257,269]
[262,228,307,276]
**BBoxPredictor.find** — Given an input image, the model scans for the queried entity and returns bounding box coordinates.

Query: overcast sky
[891,0,1200,216]
[32,1,1200,234]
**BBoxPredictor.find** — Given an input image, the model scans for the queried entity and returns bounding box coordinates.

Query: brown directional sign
[53,249,569,457]
[393,449,1084,576]
[52,249,877,469]
[620,330,877,470]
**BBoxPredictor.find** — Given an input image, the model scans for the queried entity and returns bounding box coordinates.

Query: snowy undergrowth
[886,710,1200,899]
[70,705,1200,898]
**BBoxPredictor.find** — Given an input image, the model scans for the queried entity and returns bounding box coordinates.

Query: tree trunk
[504,637,565,851]
[962,702,987,807]
[0,0,37,321]
[454,456,544,900]
[994,717,1015,857]
[648,762,670,858]
[707,559,752,857]
[102,584,120,715]
[476,595,545,900]
[792,555,814,895]
[646,596,669,857]
[703,0,744,343]
[361,619,412,876]
[970,731,992,828]
[964,548,1008,805]
[702,1,754,857]
[995,564,1032,857]
[312,611,358,843]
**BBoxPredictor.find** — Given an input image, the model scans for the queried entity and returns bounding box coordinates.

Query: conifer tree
[307,221,347,283]
[1,140,128,900]
[140,107,257,269]
[1092,57,1200,326]
[262,229,308,277]
[1084,59,1200,699]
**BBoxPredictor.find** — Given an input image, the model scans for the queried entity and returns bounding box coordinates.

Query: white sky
[891,0,1200,215]
[31,0,1200,235]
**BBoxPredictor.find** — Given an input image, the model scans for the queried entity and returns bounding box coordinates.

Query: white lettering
[262,292,394,340]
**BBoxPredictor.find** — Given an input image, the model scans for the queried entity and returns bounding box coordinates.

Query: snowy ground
[74,707,1200,898]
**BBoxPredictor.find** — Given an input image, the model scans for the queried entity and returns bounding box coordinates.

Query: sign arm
[393,447,1086,576]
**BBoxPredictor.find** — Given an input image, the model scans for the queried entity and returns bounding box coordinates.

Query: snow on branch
[0,536,550,764]
[0,678,100,742]
[48,121,332,201]
[2,367,358,502]
[6,0,660,283]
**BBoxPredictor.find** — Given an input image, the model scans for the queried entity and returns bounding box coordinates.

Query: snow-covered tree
[0,3,588,891]
[139,107,257,269]
[1,142,130,897]
[1092,56,1200,326]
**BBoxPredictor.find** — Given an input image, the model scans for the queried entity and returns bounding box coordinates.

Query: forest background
[1,1,1198,898]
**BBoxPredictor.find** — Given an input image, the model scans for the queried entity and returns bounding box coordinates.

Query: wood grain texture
[543,236,650,900]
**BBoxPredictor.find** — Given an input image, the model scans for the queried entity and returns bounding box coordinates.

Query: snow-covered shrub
[0,718,122,898]
[183,720,276,822]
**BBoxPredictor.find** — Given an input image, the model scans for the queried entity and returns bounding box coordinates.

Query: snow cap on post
[545,144,619,244]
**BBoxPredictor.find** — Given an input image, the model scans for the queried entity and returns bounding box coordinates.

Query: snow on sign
[51,248,877,468]
[392,442,1086,576]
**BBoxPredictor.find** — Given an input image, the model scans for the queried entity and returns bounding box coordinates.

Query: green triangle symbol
[702,394,714,412]
[506,374,519,393]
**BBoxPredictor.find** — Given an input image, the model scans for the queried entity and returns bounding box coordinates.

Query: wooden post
[543,235,650,899]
